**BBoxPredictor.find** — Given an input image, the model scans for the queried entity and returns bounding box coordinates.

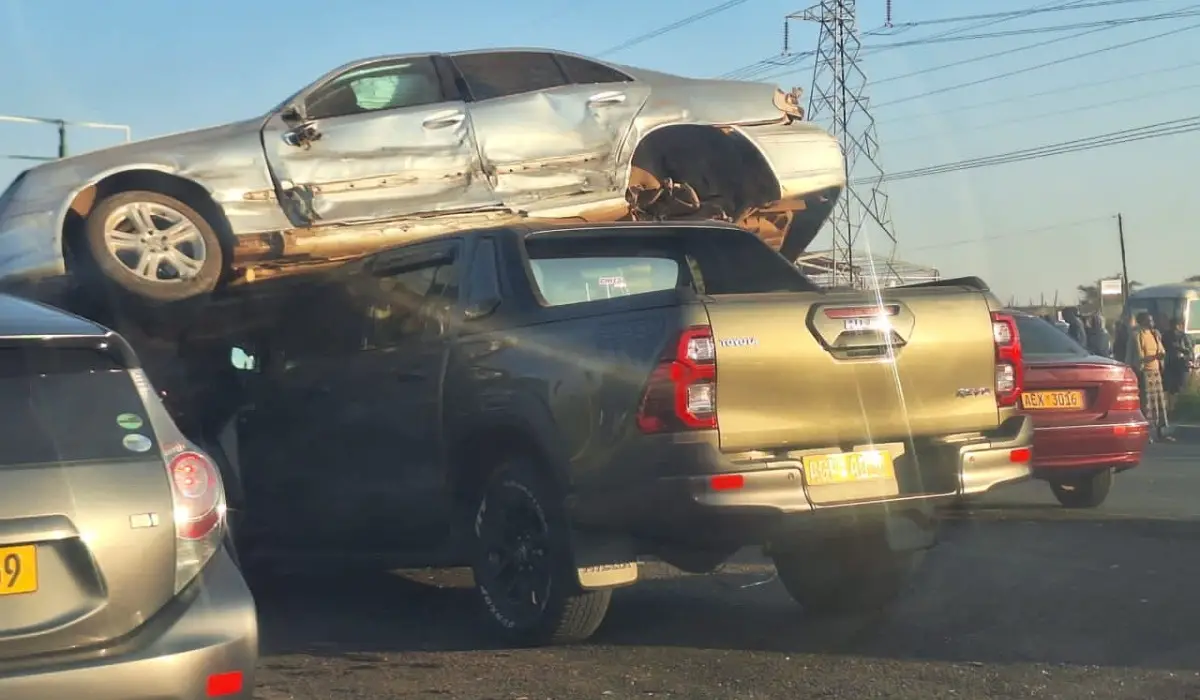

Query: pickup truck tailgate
[704,289,1000,452]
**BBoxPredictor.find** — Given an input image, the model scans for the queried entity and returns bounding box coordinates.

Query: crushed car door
[450,51,650,208]
[262,55,500,227]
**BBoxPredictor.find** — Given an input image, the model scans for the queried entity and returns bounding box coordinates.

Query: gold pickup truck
[196,220,1035,646]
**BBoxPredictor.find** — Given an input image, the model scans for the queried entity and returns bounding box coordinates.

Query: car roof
[0,294,110,340]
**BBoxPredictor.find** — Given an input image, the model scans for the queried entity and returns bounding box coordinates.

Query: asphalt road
[252,432,1200,700]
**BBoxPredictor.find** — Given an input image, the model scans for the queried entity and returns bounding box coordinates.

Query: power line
[876,57,1200,123]
[872,18,1200,109]
[877,0,1159,32]
[864,115,1200,184]
[872,9,1200,85]
[885,80,1200,145]
[720,0,1100,81]
[903,216,1113,252]
[596,0,752,57]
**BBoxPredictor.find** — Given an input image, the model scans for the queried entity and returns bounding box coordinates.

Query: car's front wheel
[1049,467,1113,508]
[471,457,612,646]
[82,190,224,303]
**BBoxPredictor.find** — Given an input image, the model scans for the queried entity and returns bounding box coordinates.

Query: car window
[1014,314,1088,356]
[1186,300,1200,332]
[367,246,460,347]
[529,256,680,306]
[453,52,567,101]
[466,238,501,304]
[306,57,445,120]
[555,55,633,84]
[523,226,818,307]
[1125,297,1185,327]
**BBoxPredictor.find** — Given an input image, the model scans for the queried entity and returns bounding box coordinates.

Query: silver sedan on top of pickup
[0,48,843,306]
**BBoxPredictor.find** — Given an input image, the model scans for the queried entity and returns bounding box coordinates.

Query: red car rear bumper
[1031,418,1150,475]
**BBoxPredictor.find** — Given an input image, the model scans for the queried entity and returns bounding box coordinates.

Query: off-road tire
[772,536,924,615]
[471,457,612,646]
[83,190,223,303]
[1049,467,1113,509]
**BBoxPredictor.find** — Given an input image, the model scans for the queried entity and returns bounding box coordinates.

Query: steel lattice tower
[791,0,897,288]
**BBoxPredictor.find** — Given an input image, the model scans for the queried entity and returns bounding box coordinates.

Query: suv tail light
[1114,366,1142,411]
[636,326,717,433]
[129,369,227,593]
[991,312,1024,407]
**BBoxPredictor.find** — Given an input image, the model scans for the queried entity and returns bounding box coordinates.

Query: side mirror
[280,104,303,123]
[463,297,501,322]
[230,346,258,372]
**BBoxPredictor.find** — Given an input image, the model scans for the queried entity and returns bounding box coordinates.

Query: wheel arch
[60,166,236,275]
[623,123,783,212]
[447,416,570,514]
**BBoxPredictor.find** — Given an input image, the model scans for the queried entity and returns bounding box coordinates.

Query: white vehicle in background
[0,48,843,313]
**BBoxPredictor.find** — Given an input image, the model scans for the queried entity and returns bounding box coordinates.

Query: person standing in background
[1114,314,1137,366]
[1127,311,1171,442]
[1085,313,1112,357]
[1163,317,1194,415]
[1061,307,1087,347]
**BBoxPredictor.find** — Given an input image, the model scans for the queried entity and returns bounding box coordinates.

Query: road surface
[252,432,1200,699]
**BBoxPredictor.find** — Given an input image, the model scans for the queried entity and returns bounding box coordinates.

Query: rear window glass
[0,349,156,466]
[524,226,816,306]
[1014,314,1088,356]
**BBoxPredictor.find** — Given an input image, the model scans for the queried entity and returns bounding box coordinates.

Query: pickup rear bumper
[568,415,1033,548]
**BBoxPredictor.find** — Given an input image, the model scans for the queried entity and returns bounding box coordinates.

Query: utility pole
[0,114,131,163]
[791,0,897,288]
[1117,213,1130,303]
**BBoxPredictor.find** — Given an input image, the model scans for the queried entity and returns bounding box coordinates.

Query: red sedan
[1012,312,1150,508]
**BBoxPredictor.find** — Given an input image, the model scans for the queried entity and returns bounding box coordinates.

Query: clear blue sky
[1,0,1196,304]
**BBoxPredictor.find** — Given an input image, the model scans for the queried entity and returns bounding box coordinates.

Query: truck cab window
[368,250,460,348]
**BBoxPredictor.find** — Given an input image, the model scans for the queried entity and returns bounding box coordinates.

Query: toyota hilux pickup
[166,220,1033,646]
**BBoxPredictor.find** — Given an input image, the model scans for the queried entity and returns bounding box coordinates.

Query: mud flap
[570,529,639,590]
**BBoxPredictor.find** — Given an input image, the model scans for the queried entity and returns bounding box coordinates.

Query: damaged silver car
[0,48,844,305]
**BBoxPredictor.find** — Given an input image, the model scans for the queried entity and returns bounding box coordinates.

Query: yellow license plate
[803,450,895,487]
[1022,390,1085,410]
[0,545,38,596]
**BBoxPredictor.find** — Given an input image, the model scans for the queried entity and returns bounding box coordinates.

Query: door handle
[422,112,466,129]
[588,92,627,106]
[395,370,428,382]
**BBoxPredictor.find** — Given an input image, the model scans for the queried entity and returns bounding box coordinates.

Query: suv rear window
[524,226,817,306]
[1014,314,1088,357]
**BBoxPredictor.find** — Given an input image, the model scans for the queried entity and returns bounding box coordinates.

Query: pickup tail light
[991,312,1024,407]
[637,326,717,433]
[1114,367,1142,412]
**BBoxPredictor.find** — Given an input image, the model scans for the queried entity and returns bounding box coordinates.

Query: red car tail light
[1114,366,1142,411]
[169,451,223,540]
[991,312,1024,407]
[636,326,717,433]
[128,369,228,593]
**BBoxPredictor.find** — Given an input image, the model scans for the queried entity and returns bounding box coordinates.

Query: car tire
[83,190,223,304]
[1049,467,1113,508]
[771,535,924,615]
[471,457,612,646]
